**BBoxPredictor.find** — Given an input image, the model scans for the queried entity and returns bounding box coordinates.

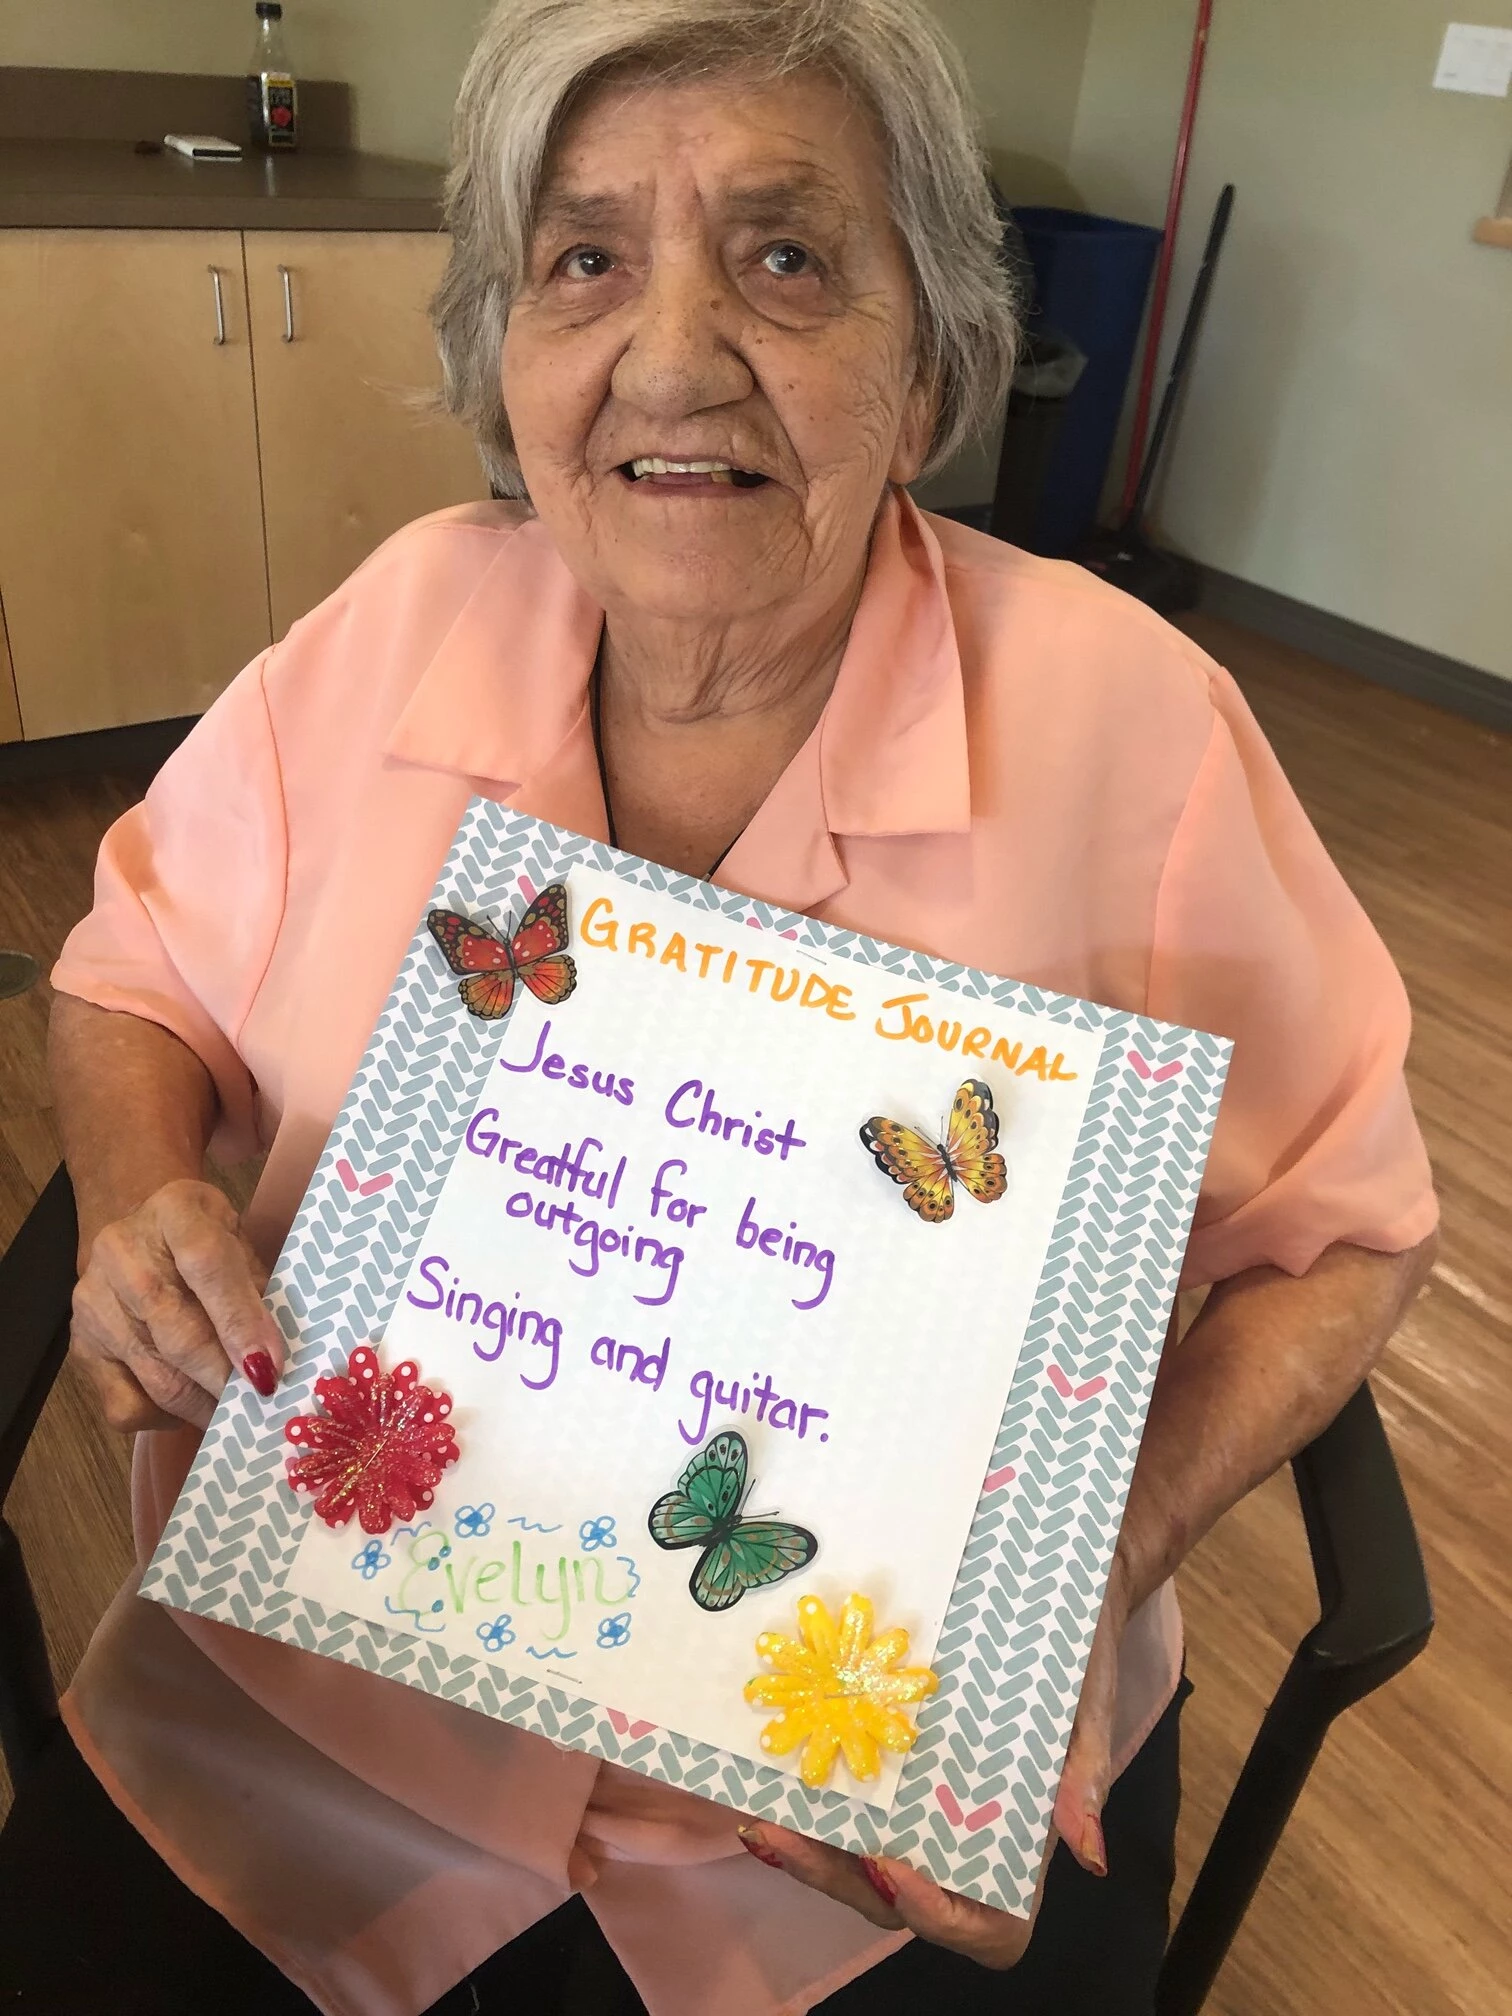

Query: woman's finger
[737,1826,902,1929]
[77,1349,184,1434]
[93,1227,236,1402]
[129,1274,234,1398]
[119,1336,219,1430]
[875,1854,1037,1969]
[744,1823,1042,1970]
[165,1233,284,1395]
[70,1274,218,1435]
[158,1195,283,1395]
[1052,1584,1126,1875]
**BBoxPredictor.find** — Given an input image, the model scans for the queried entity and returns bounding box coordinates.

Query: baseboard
[0,715,196,785]
[1195,566,1512,735]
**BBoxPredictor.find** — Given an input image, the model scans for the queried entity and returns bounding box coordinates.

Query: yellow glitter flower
[744,1592,939,1789]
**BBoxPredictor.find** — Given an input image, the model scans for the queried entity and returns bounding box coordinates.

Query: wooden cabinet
[0,227,486,741]
[245,233,485,641]
[0,231,271,739]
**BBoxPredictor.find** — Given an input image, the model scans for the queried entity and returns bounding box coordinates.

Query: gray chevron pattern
[141,803,1230,1915]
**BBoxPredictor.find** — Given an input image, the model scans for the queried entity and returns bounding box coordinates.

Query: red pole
[1119,0,1214,523]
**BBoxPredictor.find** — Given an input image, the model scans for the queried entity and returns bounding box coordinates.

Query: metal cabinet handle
[278,264,295,342]
[209,265,227,345]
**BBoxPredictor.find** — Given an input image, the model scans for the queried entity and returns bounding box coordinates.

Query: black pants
[0,1676,1188,2015]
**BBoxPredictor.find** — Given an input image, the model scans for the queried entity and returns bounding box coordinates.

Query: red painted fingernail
[737,1827,784,1871]
[860,1857,898,1907]
[1080,1815,1108,1877]
[242,1350,277,1397]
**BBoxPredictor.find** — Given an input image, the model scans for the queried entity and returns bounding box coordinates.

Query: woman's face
[502,68,933,632]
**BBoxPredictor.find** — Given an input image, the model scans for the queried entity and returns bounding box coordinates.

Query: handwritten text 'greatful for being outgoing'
[578,896,1082,1081]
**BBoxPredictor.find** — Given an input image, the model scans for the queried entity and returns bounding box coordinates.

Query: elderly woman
[0,1,1435,2012]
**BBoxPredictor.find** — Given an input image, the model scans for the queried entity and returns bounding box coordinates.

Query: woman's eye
[559,246,615,281]
[761,242,814,278]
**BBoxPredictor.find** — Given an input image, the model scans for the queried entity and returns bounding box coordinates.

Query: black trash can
[987,328,1087,548]
[1010,208,1164,556]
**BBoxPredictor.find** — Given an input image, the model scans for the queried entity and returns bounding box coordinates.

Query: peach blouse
[54,492,1437,2016]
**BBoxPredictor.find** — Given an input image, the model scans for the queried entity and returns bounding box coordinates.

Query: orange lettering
[875,992,928,1040]
[580,896,618,951]
[804,972,839,1012]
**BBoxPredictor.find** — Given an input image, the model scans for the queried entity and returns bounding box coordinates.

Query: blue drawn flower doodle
[579,1515,617,1552]
[476,1614,516,1653]
[596,1613,632,1649]
[454,1503,495,1539]
[351,1540,391,1580]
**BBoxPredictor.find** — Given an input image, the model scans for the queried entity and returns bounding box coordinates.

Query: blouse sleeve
[50,652,288,1166]
[1148,666,1437,1286]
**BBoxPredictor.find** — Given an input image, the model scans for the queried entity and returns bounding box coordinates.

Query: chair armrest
[1157,1379,1432,2016]
[1286,1380,1434,1709]
[0,1162,78,1505]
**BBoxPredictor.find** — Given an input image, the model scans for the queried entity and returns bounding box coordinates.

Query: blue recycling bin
[1010,208,1164,557]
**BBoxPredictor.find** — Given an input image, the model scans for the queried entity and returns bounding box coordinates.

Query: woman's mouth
[619,457,769,489]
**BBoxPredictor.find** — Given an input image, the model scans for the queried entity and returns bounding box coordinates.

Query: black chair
[0,1164,1433,2013]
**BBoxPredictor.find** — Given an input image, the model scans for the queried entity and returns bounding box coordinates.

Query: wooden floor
[0,616,1508,2013]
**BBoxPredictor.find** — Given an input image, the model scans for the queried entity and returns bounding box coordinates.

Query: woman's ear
[887,370,938,487]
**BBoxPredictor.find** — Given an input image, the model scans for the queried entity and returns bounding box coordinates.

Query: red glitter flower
[284,1345,460,1535]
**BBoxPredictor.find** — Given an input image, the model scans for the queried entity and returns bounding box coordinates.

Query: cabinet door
[0,231,272,739]
[245,232,487,639]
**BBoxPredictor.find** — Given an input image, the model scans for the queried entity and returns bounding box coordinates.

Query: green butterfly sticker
[648,1430,818,1613]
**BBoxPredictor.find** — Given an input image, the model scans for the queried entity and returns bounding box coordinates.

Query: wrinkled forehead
[531,65,891,243]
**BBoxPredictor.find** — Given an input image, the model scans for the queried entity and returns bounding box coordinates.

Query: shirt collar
[383,490,972,885]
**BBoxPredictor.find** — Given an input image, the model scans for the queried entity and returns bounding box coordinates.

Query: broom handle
[1125,182,1234,534]
[1119,0,1214,522]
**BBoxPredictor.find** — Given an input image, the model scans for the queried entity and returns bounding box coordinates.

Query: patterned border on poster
[142,803,1230,1914]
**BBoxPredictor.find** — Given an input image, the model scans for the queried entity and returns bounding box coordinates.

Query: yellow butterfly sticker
[859,1079,1009,1224]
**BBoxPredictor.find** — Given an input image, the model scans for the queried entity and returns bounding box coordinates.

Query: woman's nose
[609,248,754,419]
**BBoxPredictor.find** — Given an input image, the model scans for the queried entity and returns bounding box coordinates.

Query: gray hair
[433,0,1019,496]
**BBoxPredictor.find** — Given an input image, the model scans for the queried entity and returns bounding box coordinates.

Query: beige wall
[3,0,1093,174]
[935,0,1096,202]
[0,0,486,162]
[1069,0,1512,683]
[1,0,235,82]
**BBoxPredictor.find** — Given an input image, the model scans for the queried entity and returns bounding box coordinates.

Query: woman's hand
[70,1178,284,1433]
[737,1820,1048,1968]
[736,1563,1125,1962]
[1050,1550,1132,1877]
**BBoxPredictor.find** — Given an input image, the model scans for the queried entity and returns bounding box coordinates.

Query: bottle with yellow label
[246,1,299,152]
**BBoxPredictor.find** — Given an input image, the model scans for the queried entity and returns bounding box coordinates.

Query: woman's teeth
[626,458,764,485]
[632,457,731,477]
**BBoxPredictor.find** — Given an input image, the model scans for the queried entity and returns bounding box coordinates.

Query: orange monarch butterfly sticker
[427,882,577,1022]
[858,1079,1009,1224]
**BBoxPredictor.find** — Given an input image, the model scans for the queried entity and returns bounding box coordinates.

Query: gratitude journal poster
[143,805,1230,1912]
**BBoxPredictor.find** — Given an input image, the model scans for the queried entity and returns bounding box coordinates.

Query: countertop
[0,139,446,232]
